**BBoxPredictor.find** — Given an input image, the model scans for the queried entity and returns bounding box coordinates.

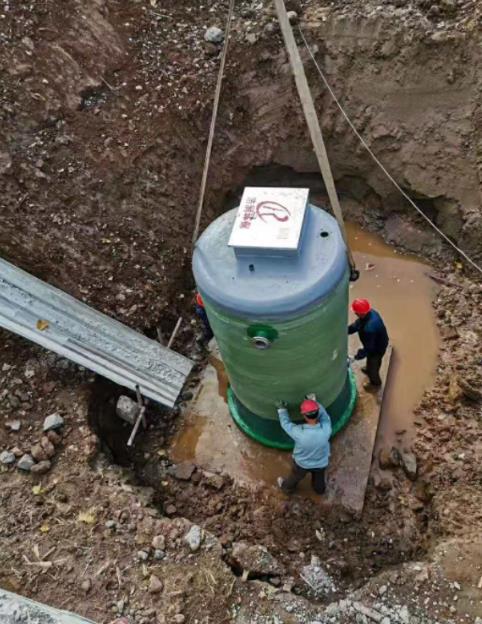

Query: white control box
[228,187,309,254]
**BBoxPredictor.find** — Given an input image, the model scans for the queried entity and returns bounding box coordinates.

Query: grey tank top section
[193,204,347,320]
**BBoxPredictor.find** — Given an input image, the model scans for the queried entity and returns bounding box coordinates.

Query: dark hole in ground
[87,376,138,466]
[401,189,439,222]
[220,165,448,251]
[218,164,387,236]
[221,164,383,214]
[79,86,108,111]
[223,164,329,213]
[223,557,282,584]
[87,375,175,467]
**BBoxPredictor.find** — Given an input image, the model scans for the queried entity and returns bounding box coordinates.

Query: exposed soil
[0,1,481,623]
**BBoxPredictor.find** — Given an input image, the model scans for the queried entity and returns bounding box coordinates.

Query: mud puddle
[171,223,439,493]
[346,223,439,450]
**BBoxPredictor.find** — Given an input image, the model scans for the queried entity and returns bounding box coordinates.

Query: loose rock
[0,150,12,174]
[40,436,56,458]
[152,535,166,550]
[43,412,64,432]
[165,504,177,516]
[378,447,400,469]
[204,26,224,44]
[31,443,48,462]
[30,460,51,475]
[0,450,16,465]
[378,448,392,469]
[81,578,92,594]
[232,542,283,576]
[17,454,35,471]
[301,555,337,596]
[171,462,195,481]
[149,574,163,594]
[46,430,62,446]
[353,602,384,623]
[203,471,225,490]
[5,420,21,432]
[137,550,149,562]
[457,377,481,402]
[400,451,418,480]
[184,525,203,552]
[116,395,139,425]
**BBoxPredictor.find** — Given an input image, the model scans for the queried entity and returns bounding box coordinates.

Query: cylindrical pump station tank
[193,187,357,449]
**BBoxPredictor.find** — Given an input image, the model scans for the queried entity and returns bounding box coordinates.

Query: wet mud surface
[345,224,440,449]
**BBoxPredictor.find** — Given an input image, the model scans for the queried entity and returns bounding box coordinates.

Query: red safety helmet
[300,399,319,418]
[352,298,371,316]
[195,293,204,308]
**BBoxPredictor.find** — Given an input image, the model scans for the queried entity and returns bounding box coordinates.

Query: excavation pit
[170,223,439,514]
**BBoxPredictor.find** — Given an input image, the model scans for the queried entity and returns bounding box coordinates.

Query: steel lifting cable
[273,0,358,280]
[192,0,235,247]
[297,26,482,277]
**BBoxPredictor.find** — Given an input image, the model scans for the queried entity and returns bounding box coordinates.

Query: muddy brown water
[171,223,439,487]
[345,223,439,450]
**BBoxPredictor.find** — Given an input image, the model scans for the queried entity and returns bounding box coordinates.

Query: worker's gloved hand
[354,349,365,361]
[275,400,288,410]
[304,393,316,401]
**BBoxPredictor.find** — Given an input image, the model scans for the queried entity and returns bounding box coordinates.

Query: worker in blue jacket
[275,397,332,495]
[348,298,389,388]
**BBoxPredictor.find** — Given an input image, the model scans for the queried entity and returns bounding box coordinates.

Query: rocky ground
[0,0,481,623]
[0,268,481,622]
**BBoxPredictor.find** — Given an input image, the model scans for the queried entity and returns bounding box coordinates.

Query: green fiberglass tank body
[193,187,356,449]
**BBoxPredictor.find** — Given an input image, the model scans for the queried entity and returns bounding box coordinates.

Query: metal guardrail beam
[0,258,193,407]
[0,589,96,624]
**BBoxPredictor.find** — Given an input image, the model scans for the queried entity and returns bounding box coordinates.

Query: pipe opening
[251,336,271,350]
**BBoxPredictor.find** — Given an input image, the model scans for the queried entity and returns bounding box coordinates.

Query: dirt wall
[0,0,480,332]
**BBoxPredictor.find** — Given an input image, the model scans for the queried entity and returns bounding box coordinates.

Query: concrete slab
[325,342,393,514]
[170,344,392,515]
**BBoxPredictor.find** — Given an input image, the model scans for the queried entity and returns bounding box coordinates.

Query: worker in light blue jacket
[275,397,332,495]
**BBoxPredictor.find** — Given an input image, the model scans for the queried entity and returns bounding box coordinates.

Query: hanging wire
[192,0,236,247]
[298,26,482,276]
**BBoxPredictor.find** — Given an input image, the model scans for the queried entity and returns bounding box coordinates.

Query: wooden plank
[325,344,393,516]
[273,0,354,268]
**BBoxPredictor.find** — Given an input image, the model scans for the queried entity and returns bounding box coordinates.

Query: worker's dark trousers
[195,305,214,342]
[366,353,383,386]
[282,460,326,495]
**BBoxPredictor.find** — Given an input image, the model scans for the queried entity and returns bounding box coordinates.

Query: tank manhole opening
[320,230,330,238]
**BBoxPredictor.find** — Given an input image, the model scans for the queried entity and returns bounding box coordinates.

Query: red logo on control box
[256,201,291,223]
